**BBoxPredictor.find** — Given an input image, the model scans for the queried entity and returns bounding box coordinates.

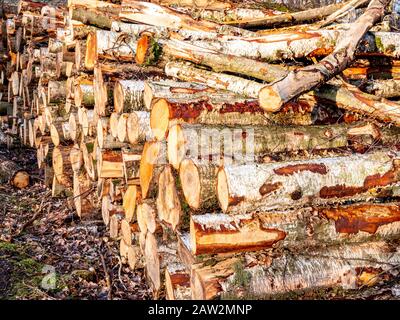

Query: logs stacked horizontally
[1,0,400,300]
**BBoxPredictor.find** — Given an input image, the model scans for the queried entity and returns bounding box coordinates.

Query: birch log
[119,0,254,37]
[68,0,121,30]
[85,30,137,71]
[113,80,145,113]
[190,203,400,255]
[217,150,400,214]
[221,1,348,27]
[183,30,400,61]
[167,122,391,170]
[191,241,400,299]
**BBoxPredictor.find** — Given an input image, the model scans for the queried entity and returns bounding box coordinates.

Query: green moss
[0,241,19,252]
[375,36,384,52]
[86,143,94,154]
[231,261,251,288]
[146,38,163,66]
[250,1,290,12]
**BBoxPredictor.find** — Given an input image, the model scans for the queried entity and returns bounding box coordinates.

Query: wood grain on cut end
[156,165,181,231]
[145,232,161,293]
[139,141,161,198]
[123,185,138,223]
[167,124,185,170]
[180,158,201,210]
[12,171,30,189]
[126,112,140,145]
[150,98,170,141]
[117,113,129,143]
[136,35,149,65]
[84,32,97,71]
[109,112,120,138]
[259,86,283,112]
[113,81,124,114]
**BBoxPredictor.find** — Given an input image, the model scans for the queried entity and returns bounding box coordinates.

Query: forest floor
[1,144,400,300]
[0,145,151,300]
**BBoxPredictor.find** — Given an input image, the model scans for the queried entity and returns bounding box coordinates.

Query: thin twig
[99,250,113,300]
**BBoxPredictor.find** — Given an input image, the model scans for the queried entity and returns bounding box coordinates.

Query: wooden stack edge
[1,0,400,300]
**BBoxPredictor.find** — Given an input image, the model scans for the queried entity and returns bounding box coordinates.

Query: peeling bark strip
[222,1,348,27]
[190,203,400,255]
[191,241,400,300]
[274,163,328,176]
[321,203,400,234]
[217,150,400,214]
[259,0,390,112]
[119,0,254,37]
[190,213,286,255]
[186,30,400,62]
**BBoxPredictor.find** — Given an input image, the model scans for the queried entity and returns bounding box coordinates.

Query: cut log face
[73,171,96,219]
[120,238,129,260]
[144,231,161,293]
[123,185,138,223]
[102,195,112,227]
[179,158,218,212]
[69,144,83,173]
[156,165,181,232]
[126,111,152,145]
[139,141,165,199]
[117,113,129,143]
[52,145,73,187]
[217,150,400,214]
[121,219,133,246]
[127,245,139,270]
[0,157,29,189]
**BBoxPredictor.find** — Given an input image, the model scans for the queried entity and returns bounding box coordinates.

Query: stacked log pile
[1,0,400,300]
